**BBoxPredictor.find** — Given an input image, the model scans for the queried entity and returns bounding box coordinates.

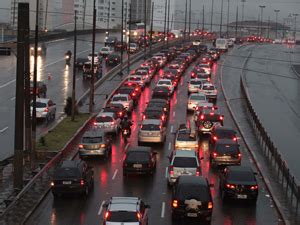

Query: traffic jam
[49,36,261,225]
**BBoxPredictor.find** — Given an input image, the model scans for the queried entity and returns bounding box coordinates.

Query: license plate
[63,181,72,185]
[237,194,247,199]
[133,164,142,168]
[187,213,198,217]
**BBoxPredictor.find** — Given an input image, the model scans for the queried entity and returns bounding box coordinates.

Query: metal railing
[240,52,300,213]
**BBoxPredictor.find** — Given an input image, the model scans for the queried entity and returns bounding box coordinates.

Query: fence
[240,53,300,213]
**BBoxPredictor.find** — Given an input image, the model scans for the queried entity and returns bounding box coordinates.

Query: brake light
[137,212,142,220]
[238,153,242,158]
[200,115,204,120]
[79,144,83,149]
[169,166,174,175]
[161,115,165,121]
[132,92,136,96]
[208,201,213,209]
[104,211,110,220]
[80,179,85,186]
[135,87,139,91]
[111,121,115,125]
[143,115,146,120]
[250,185,258,190]
[44,107,49,112]
[196,167,201,176]
[50,181,54,186]
[118,111,123,116]
[226,184,236,189]
[172,200,178,208]
[219,116,224,120]
[213,136,217,141]
[233,137,237,141]
[210,112,214,116]
[212,152,218,158]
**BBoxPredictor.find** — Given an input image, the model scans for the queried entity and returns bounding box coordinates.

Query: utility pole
[163,0,167,46]
[44,0,49,31]
[127,3,132,73]
[241,0,245,36]
[150,2,154,55]
[235,6,239,39]
[220,0,224,37]
[31,0,40,170]
[143,0,147,59]
[210,0,214,32]
[71,11,77,121]
[202,5,205,32]
[274,10,280,39]
[226,0,230,38]
[171,13,174,31]
[14,2,28,190]
[120,0,124,74]
[188,0,191,41]
[89,0,96,114]
[267,16,270,39]
[106,0,110,39]
[167,0,171,47]
[293,13,299,40]
[184,0,188,42]
[83,0,87,30]
[259,5,266,36]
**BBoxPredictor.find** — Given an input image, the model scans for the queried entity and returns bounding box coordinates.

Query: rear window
[216,144,239,154]
[202,85,215,90]
[96,116,113,122]
[216,130,236,139]
[158,80,171,85]
[173,157,198,167]
[126,151,150,162]
[82,136,103,143]
[32,102,47,108]
[112,96,127,101]
[107,211,138,222]
[227,171,256,182]
[177,184,210,201]
[190,95,205,101]
[141,124,160,131]
[54,167,81,179]
[177,133,197,141]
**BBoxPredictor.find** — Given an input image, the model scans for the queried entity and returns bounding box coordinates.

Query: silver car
[167,150,201,186]
[30,98,56,122]
[187,93,207,111]
[93,112,121,134]
[188,79,204,93]
[174,125,199,152]
[110,94,134,112]
[138,119,166,144]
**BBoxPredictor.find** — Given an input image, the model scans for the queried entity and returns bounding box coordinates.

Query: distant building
[131,0,151,25]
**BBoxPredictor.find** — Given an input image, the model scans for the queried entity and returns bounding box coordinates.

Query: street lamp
[274,10,280,39]
[259,5,266,36]
[220,0,224,37]
[241,0,246,37]
[293,13,299,40]
[210,0,214,32]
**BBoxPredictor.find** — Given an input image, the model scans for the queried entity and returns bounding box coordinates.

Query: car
[116,86,139,104]
[168,63,183,74]
[102,197,150,225]
[199,55,213,67]
[197,63,212,74]
[101,103,127,119]
[99,46,113,56]
[88,53,100,64]
[104,36,118,47]
[114,41,127,51]
[188,79,206,93]
[123,146,157,176]
[93,112,121,134]
[152,86,171,101]
[79,129,112,158]
[152,55,165,67]
[135,69,151,84]
[227,39,234,47]
[192,39,201,46]
[187,93,208,111]
[105,53,121,66]
[30,45,46,55]
[171,176,213,223]
[196,108,224,133]
[30,81,47,98]
[83,62,102,79]
[207,49,220,61]
[142,106,167,124]
[198,44,208,52]
[164,68,181,79]
[167,150,201,186]
[210,126,238,145]
[128,42,139,53]
[122,81,142,95]
[31,98,56,122]
[138,119,166,144]
[156,79,175,94]
[147,98,170,114]
[75,57,88,69]
[110,94,134,112]
[191,67,210,80]
[161,73,179,87]
[210,139,242,166]
[50,160,94,197]
[219,166,258,202]
[200,83,217,103]
[126,75,145,88]
[174,124,199,151]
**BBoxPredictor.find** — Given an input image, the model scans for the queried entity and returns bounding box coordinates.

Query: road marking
[170,125,173,133]
[98,200,105,215]
[0,79,16,89]
[165,167,168,178]
[168,142,171,151]
[125,143,129,151]
[173,111,176,117]
[10,97,15,101]
[0,127,8,133]
[161,202,165,218]
[112,169,118,180]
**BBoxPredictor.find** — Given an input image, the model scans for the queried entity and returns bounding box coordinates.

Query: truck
[215,38,228,52]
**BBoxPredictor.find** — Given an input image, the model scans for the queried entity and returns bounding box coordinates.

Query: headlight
[38,47,42,51]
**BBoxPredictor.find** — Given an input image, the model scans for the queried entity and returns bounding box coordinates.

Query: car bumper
[124,167,153,174]
[212,158,241,166]
[79,148,107,156]
[138,135,164,143]
[51,186,84,195]
[172,208,212,220]
[224,190,258,200]
[198,126,213,134]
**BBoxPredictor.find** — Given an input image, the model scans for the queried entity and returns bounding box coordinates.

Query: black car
[152,86,171,101]
[210,126,238,145]
[105,53,121,67]
[123,146,157,176]
[210,139,241,167]
[102,103,127,119]
[114,41,127,51]
[219,166,258,202]
[75,57,88,69]
[148,98,170,114]
[172,176,213,223]
[142,107,167,124]
[198,44,208,52]
[104,36,118,47]
[51,160,94,197]
[196,108,224,134]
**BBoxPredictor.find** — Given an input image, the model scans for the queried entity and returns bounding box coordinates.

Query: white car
[200,83,218,102]
[110,94,134,112]
[156,79,174,94]
[129,43,139,53]
[273,39,282,44]
[99,46,113,56]
[93,112,121,134]
[87,53,100,63]
[152,56,165,67]
[138,119,166,144]
[31,98,56,122]
[198,64,212,73]
[188,79,207,93]
[135,69,151,83]
[187,93,207,111]
[227,39,234,47]
[192,39,201,46]
[126,75,145,88]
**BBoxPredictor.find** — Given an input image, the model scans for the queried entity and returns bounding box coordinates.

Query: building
[131,0,151,25]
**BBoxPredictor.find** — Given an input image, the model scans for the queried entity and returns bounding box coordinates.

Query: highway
[25,44,282,225]
[0,32,124,160]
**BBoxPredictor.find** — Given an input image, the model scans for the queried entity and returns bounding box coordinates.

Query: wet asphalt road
[25,47,281,225]
[0,32,126,160]
[243,43,300,181]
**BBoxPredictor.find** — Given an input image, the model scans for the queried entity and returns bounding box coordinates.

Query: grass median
[36,113,91,152]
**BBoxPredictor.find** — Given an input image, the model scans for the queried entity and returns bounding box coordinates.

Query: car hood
[106,222,139,225]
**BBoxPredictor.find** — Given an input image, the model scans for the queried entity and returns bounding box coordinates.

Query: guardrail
[240,52,300,214]
[0,37,188,224]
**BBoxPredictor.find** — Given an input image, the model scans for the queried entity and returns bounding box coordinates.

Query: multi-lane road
[24,43,283,225]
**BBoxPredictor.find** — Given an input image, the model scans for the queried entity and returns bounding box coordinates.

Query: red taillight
[111,121,115,125]
[219,116,224,120]
[169,166,174,175]
[135,87,139,91]
[118,111,123,116]
[80,179,85,186]
[93,122,97,126]
[172,200,178,208]
[137,212,142,220]
[208,201,213,209]
[250,185,258,190]
[233,137,237,141]
[161,115,165,121]
[104,211,110,220]
[143,115,146,120]
[210,112,214,116]
[196,167,201,176]
[212,152,218,158]
[238,153,242,158]
[132,92,136,96]
[79,144,83,149]
[44,107,49,112]
[226,184,236,189]
[200,115,204,120]
[213,136,217,141]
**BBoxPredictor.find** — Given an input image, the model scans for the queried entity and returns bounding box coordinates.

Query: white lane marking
[170,125,173,133]
[165,167,168,178]
[0,79,16,89]
[112,169,118,180]
[168,142,171,151]
[173,111,176,117]
[0,127,8,133]
[98,200,105,215]
[125,143,129,151]
[161,202,166,218]
[10,97,15,101]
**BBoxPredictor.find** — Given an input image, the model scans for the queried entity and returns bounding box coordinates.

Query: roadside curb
[219,46,289,225]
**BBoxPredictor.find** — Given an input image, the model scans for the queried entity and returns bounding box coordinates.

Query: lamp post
[274,10,280,39]
[220,0,224,37]
[293,13,299,40]
[259,5,266,36]
[226,0,230,38]
[106,0,110,40]
[241,0,245,36]
[210,0,214,32]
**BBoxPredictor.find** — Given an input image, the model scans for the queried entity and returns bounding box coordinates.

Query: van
[215,38,228,52]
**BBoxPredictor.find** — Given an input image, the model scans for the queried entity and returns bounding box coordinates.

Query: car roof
[189,93,206,97]
[60,160,82,168]
[96,112,115,118]
[215,139,237,145]
[127,146,152,153]
[227,166,254,173]
[173,150,197,157]
[214,126,236,133]
[177,176,208,186]
[153,86,169,91]
[36,98,50,103]
[142,119,161,125]
[108,197,140,212]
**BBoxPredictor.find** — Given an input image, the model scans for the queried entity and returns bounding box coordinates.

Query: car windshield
[82,136,103,143]
[126,151,150,162]
[54,167,81,179]
[112,96,127,101]
[190,95,205,101]
[141,124,160,131]
[227,171,256,183]
[107,211,138,222]
[177,184,210,201]
[96,116,113,123]
[216,144,238,154]
[202,86,215,90]
[177,132,197,141]
[190,80,202,85]
[32,102,47,108]
[173,157,198,167]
